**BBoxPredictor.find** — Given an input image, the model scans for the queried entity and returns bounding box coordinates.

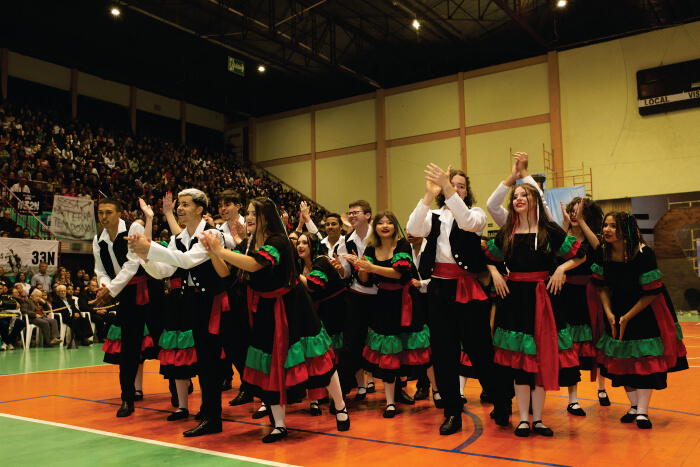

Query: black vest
[174,224,231,296]
[98,222,146,280]
[418,212,486,279]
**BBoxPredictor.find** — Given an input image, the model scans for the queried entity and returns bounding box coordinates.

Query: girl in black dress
[593,212,688,429]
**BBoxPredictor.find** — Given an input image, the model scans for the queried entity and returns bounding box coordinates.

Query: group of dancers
[89,151,688,442]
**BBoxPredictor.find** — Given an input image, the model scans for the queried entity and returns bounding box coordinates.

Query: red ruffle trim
[102,339,121,355]
[257,250,276,266]
[561,241,581,261]
[243,351,336,390]
[362,347,431,369]
[141,335,155,352]
[393,259,411,268]
[307,275,325,288]
[592,273,604,281]
[460,350,472,367]
[158,347,197,366]
[484,250,502,262]
[308,387,327,401]
[573,341,598,358]
[598,340,686,375]
[494,347,579,372]
[559,347,580,368]
[221,347,227,360]
[641,279,663,291]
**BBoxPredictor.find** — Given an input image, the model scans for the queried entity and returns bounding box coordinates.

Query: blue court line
[0,395,51,404]
[452,407,484,451]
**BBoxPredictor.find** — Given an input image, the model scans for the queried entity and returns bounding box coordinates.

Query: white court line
[0,363,112,377]
[0,413,298,467]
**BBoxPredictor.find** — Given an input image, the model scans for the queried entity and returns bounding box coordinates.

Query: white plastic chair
[81,311,96,342]
[20,316,42,349]
[49,312,67,346]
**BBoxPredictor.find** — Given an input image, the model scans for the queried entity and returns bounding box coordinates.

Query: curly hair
[435,169,475,208]
[601,211,646,263]
[565,197,603,236]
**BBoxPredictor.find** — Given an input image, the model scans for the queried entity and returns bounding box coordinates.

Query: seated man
[0,210,17,233]
[52,284,93,346]
[0,283,25,350]
[20,288,61,346]
[79,278,115,343]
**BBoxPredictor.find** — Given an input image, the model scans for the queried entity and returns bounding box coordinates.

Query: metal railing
[0,178,57,239]
[543,144,593,195]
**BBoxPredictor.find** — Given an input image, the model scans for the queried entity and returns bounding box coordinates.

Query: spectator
[0,283,25,350]
[30,261,52,289]
[14,271,31,295]
[20,288,61,346]
[0,210,16,232]
[52,284,93,346]
[78,278,114,343]
[0,266,12,289]
[10,175,31,194]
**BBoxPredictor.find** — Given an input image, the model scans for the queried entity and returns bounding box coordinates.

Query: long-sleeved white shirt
[218,215,245,249]
[93,219,145,297]
[411,238,430,293]
[486,175,551,227]
[334,226,377,294]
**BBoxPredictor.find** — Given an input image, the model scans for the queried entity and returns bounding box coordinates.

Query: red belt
[247,285,293,406]
[128,275,150,305]
[209,292,230,335]
[170,277,182,290]
[433,263,487,303]
[509,271,559,391]
[378,282,413,326]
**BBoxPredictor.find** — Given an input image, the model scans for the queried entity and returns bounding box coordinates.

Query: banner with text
[0,238,60,278]
[50,195,96,240]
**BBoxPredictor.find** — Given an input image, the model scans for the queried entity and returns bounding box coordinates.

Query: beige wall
[386,82,460,140]
[317,151,377,216]
[78,71,130,106]
[266,160,312,198]
[257,114,311,162]
[316,99,376,152]
[185,103,224,131]
[8,51,71,91]
[136,89,180,120]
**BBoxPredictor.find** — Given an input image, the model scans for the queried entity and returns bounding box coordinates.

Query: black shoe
[252,405,269,420]
[620,406,638,423]
[167,409,189,421]
[262,427,288,443]
[310,402,322,416]
[598,390,611,407]
[195,411,204,421]
[413,387,430,401]
[567,403,586,416]
[229,390,253,406]
[354,387,367,401]
[461,395,468,405]
[335,405,350,431]
[432,391,444,409]
[480,391,492,404]
[222,377,233,391]
[395,389,415,405]
[439,415,462,435]
[514,421,530,437]
[116,401,134,417]
[183,420,222,437]
[383,404,397,419]
[366,382,376,393]
[532,421,553,437]
[133,390,144,402]
[636,414,652,429]
[490,404,511,427]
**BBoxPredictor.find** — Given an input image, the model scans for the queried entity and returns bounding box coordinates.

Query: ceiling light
[557,0,567,7]
[258,65,266,73]
[412,19,420,30]
[110,7,121,16]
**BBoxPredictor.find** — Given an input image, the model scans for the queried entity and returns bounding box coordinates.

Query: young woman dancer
[593,212,688,429]
[352,211,431,418]
[486,184,586,437]
[560,197,608,416]
[200,197,349,443]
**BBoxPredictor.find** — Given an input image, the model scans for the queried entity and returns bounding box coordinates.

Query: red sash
[509,271,559,391]
[209,292,230,335]
[128,275,150,305]
[314,288,345,309]
[170,277,182,290]
[247,285,293,406]
[650,294,679,369]
[433,263,487,303]
[378,282,413,326]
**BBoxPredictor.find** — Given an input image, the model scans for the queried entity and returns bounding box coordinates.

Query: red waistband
[508,271,549,282]
[565,274,591,285]
[433,263,487,303]
[128,275,150,305]
[170,277,182,290]
[433,262,474,279]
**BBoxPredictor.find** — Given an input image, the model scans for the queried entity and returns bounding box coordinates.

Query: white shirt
[334,226,377,294]
[93,219,145,297]
[486,175,551,227]
[10,184,30,194]
[411,238,430,293]
[218,215,245,249]
[303,219,329,242]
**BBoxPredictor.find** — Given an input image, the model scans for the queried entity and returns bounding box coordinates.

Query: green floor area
[0,416,270,466]
[0,345,107,375]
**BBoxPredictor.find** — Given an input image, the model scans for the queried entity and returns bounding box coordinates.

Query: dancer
[128,189,230,437]
[407,164,513,436]
[485,184,586,437]
[93,197,163,417]
[352,211,431,418]
[593,212,688,429]
[200,197,349,443]
[560,197,608,416]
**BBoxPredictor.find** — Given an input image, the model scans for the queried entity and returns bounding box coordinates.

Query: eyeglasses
[347,210,364,217]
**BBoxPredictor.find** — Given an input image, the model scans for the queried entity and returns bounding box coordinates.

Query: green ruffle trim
[159,330,195,350]
[558,327,574,350]
[590,263,604,276]
[676,322,684,340]
[569,324,593,343]
[391,252,412,264]
[256,244,280,264]
[143,324,150,337]
[106,325,121,340]
[486,239,504,260]
[309,270,328,283]
[596,333,664,358]
[233,249,242,254]
[366,256,374,264]
[245,327,334,374]
[493,328,573,353]
[365,324,430,354]
[639,269,663,285]
[330,333,344,350]
[557,235,577,257]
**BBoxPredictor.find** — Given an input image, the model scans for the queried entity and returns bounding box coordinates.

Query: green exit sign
[228,57,245,76]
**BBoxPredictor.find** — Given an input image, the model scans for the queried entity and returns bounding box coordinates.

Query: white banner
[0,238,60,277]
[50,195,96,240]
[638,89,700,107]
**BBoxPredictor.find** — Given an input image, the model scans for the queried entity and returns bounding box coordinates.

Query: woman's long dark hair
[601,211,646,263]
[367,211,403,248]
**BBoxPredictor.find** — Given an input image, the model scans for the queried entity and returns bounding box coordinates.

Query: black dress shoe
[183,420,222,437]
[413,387,430,401]
[229,390,253,406]
[490,404,511,427]
[598,390,611,406]
[310,402,322,416]
[335,405,350,431]
[222,377,233,391]
[439,415,462,435]
[461,395,468,405]
[636,414,652,429]
[383,404,397,419]
[620,406,638,423]
[514,421,530,437]
[262,427,288,443]
[116,401,134,417]
[532,421,553,437]
[395,389,415,405]
[567,403,586,416]
[252,405,269,420]
[432,391,444,409]
[354,387,367,401]
[167,409,189,421]
[133,390,144,401]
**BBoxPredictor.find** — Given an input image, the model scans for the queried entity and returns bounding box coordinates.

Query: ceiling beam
[491,0,550,48]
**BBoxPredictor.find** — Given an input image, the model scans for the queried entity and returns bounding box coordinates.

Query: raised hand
[281,211,289,227]
[329,252,344,274]
[425,179,442,198]
[424,163,452,191]
[233,219,247,239]
[340,213,352,229]
[199,230,223,255]
[139,198,154,219]
[163,191,174,215]
[127,233,152,255]
[515,152,529,172]
[203,213,216,227]
[560,201,571,231]
[300,201,311,223]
